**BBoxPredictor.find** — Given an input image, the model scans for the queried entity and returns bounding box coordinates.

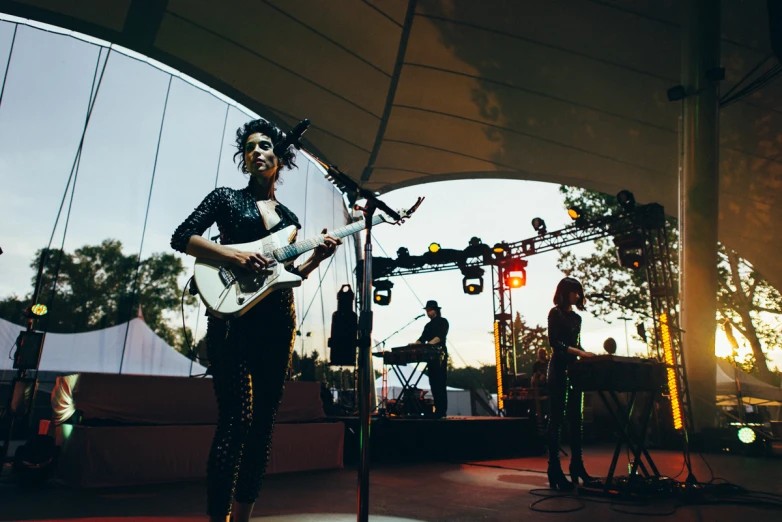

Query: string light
[494,321,503,410]
[660,313,683,430]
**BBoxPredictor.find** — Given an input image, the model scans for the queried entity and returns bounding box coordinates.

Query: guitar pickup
[218,267,235,288]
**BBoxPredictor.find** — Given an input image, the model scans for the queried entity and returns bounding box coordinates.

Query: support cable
[119,75,173,374]
[0,24,18,113]
[39,47,109,330]
[187,104,231,377]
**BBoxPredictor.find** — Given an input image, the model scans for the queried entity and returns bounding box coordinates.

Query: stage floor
[2,444,780,521]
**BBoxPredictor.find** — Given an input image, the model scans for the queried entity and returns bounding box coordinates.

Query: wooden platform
[339,415,545,464]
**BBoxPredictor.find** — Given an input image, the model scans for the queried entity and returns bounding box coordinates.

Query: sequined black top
[171,184,303,341]
[547,306,583,369]
[171,185,301,254]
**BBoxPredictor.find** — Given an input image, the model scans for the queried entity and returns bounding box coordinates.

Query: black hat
[423,300,441,310]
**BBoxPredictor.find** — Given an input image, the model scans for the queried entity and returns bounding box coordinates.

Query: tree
[717,247,782,383]
[0,239,196,356]
[557,186,782,383]
[448,364,498,394]
[512,312,548,376]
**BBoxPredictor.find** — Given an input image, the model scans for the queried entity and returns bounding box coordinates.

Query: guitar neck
[274,214,386,262]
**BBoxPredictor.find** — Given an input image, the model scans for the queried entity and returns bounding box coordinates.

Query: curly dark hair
[553,277,586,311]
[233,117,298,175]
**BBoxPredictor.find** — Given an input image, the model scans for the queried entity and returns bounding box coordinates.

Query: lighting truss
[370,203,689,430]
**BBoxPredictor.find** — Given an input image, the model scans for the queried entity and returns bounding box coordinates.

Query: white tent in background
[374,364,474,416]
[0,317,204,376]
[716,359,782,407]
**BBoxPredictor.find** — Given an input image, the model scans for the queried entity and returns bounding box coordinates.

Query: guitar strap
[273,202,301,231]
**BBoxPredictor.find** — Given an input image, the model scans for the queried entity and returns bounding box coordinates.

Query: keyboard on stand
[373,345,444,418]
[374,345,444,366]
[569,355,668,492]
[569,354,666,392]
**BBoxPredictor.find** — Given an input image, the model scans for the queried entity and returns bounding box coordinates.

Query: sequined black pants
[546,362,584,467]
[205,292,295,517]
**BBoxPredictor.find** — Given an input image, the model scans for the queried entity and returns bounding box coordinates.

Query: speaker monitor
[14,331,45,370]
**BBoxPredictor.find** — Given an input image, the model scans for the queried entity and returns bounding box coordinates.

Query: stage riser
[342,417,544,464]
[56,422,344,488]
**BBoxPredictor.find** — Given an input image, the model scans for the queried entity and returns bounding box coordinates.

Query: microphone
[273,119,310,157]
[586,293,606,299]
[415,314,426,319]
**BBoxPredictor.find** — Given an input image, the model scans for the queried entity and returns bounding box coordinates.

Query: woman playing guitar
[171,118,341,522]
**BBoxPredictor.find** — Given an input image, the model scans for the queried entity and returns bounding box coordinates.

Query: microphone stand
[373,314,425,350]
[298,145,405,522]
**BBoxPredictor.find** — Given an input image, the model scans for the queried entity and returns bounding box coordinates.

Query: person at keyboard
[546,278,598,491]
[532,348,549,388]
[411,300,450,418]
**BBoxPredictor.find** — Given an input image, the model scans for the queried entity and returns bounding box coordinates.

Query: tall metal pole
[356,205,376,522]
[679,0,721,432]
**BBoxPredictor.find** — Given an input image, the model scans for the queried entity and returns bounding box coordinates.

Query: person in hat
[411,300,450,418]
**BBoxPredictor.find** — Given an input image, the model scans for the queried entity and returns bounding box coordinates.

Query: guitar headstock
[379,197,425,225]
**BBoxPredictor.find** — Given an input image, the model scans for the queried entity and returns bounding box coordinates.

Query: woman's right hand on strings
[231,250,272,273]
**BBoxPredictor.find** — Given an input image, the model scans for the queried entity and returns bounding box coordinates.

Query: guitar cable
[181,276,196,358]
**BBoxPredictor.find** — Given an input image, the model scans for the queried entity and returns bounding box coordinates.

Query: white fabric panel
[0,317,203,376]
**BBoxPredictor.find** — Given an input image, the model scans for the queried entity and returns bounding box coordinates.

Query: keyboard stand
[390,362,428,416]
[596,389,661,492]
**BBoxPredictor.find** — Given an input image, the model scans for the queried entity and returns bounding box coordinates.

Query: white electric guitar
[193,199,422,318]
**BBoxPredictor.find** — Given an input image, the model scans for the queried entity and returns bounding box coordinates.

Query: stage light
[30,304,48,316]
[667,85,686,101]
[396,247,410,258]
[531,217,547,235]
[492,242,509,261]
[507,274,525,288]
[494,321,504,410]
[567,207,588,228]
[463,281,483,295]
[660,313,683,430]
[737,426,756,444]
[461,266,484,295]
[465,237,488,261]
[614,234,645,270]
[617,190,636,211]
[504,259,527,289]
[373,279,393,306]
[618,252,644,270]
[428,242,441,253]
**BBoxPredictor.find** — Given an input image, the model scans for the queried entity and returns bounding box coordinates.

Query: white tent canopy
[374,364,463,394]
[374,364,475,416]
[0,317,204,376]
[2,2,779,290]
[716,359,782,407]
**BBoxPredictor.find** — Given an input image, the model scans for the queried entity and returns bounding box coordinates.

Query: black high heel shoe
[569,461,600,487]
[547,464,575,491]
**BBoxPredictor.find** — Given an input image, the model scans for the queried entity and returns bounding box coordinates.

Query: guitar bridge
[218,266,235,287]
